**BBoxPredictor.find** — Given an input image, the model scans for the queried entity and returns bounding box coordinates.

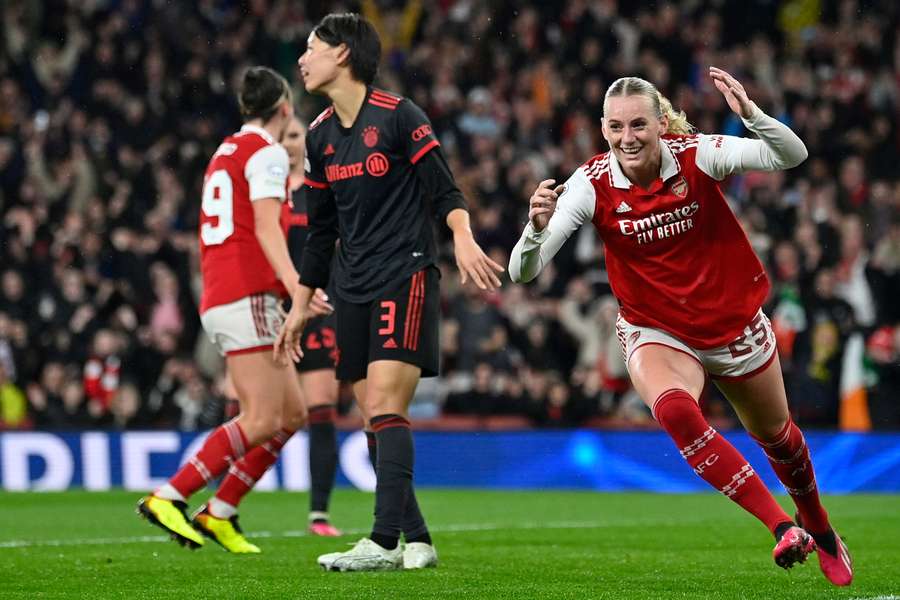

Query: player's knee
[364,383,402,415]
[752,415,791,443]
[282,405,307,431]
[241,413,284,445]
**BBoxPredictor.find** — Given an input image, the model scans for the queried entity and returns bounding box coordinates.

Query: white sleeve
[695,107,809,180]
[245,144,289,201]
[508,168,595,283]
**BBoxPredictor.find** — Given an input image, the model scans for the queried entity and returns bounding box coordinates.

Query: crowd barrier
[1,430,898,492]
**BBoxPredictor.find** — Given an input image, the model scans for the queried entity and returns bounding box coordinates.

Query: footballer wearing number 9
[137,66,333,553]
[510,70,852,586]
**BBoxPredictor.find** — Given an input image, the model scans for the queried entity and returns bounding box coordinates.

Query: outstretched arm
[697,67,808,179]
[414,145,504,290]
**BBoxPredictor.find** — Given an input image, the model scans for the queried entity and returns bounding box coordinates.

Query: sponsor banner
[1,430,899,492]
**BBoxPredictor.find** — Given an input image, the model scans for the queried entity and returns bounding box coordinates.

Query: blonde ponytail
[604,77,695,134]
[656,92,695,135]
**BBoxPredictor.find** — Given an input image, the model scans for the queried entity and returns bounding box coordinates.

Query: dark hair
[238,66,291,122]
[312,13,381,85]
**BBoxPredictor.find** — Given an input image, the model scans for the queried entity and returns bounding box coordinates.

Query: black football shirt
[302,87,443,303]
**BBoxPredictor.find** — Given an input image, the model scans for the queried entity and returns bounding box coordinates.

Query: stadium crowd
[0,0,898,431]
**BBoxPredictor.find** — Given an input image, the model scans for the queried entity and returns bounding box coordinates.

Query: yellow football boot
[191,505,261,554]
[136,495,205,549]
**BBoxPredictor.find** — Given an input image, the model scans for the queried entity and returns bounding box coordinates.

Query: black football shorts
[335,266,440,382]
[296,312,338,373]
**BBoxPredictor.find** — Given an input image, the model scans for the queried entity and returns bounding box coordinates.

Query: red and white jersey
[199,124,290,313]
[510,109,807,349]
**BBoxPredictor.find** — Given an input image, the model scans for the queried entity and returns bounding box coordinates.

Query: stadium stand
[0,0,897,431]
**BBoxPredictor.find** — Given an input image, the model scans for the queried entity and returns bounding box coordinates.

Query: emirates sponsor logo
[618,200,700,245]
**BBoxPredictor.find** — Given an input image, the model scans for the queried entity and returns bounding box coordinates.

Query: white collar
[238,124,276,144]
[607,139,681,189]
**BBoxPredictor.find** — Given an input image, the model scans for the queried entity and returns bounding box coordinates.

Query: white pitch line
[0,520,609,550]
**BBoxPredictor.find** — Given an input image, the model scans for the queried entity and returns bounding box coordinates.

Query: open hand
[273,304,309,365]
[709,67,757,120]
[454,234,504,290]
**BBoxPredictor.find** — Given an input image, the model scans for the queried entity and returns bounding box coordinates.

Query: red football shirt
[199,125,290,313]
[585,134,768,348]
[510,110,808,349]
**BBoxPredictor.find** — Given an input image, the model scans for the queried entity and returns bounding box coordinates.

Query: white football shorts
[200,293,284,356]
[615,308,777,381]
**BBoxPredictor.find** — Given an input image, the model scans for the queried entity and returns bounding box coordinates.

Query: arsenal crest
[671,176,688,198]
[363,125,379,148]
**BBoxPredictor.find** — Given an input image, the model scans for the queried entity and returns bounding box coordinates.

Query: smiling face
[601,94,668,182]
[297,33,346,94]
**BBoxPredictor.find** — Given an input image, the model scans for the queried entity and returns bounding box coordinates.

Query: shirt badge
[671,176,688,198]
[363,126,379,148]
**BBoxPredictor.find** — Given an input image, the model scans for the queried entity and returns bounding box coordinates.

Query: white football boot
[402,542,438,569]
[318,538,403,572]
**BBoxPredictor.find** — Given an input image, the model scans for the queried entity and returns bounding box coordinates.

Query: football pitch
[0,490,897,599]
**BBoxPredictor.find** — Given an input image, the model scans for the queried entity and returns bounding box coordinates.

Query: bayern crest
[363,125,379,148]
[671,176,688,198]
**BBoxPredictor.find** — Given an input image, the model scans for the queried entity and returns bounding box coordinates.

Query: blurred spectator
[172,367,225,431]
[446,285,508,372]
[0,362,27,428]
[83,329,121,419]
[0,0,897,430]
[445,361,506,416]
[530,376,589,427]
[867,326,900,429]
[108,382,142,429]
[789,269,856,425]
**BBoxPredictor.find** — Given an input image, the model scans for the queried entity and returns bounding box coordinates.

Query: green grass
[0,490,897,599]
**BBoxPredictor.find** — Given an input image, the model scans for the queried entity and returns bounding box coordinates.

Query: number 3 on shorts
[378,301,396,335]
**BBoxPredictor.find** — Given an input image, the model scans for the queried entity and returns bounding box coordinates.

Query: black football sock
[369,414,415,551]
[402,487,432,545]
[366,428,431,544]
[365,430,377,470]
[308,404,338,515]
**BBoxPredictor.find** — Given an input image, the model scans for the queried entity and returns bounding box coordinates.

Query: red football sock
[168,419,249,499]
[214,428,293,508]
[751,419,829,533]
[653,389,792,535]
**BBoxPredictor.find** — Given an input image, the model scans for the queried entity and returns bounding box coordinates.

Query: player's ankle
[406,532,432,545]
[370,532,399,550]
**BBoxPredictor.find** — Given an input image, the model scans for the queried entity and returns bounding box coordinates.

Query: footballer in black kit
[278,11,502,570]
[285,185,338,373]
[300,87,461,381]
